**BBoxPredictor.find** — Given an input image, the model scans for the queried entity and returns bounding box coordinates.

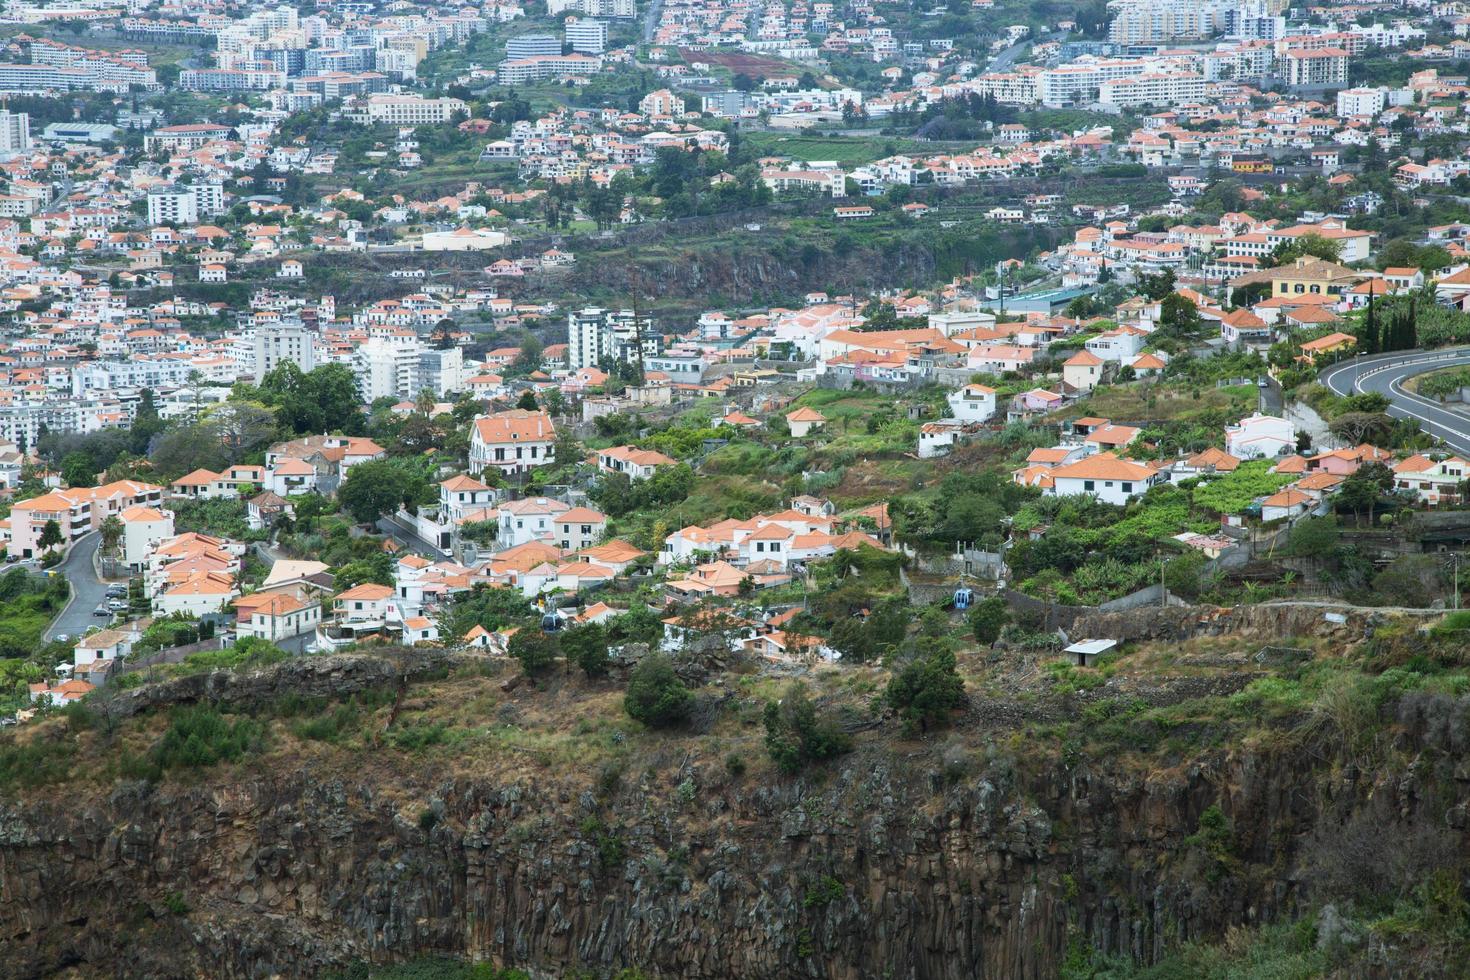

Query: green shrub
[886,642,966,732]
[764,684,852,774]
[624,653,694,729]
[152,706,266,771]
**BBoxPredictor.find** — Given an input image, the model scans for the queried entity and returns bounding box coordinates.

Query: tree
[624,653,694,728]
[1328,411,1392,447]
[254,363,364,435]
[60,451,96,488]
[968,597,1008,646]
[99,515,124,556]
[763,683,852,774]
[509,628,558,676]
[512,335,543,374]
[1271,233,1342,266]
[515,390,539,411]
[1336,461,1395,525]
[38,519,64,552]
[1158,294,1201,338]
[205,402,278,460]
[149,423,229,479]
[337,459,429,525]
[1373,554,1445,608]
[1287,516,1340,561]
[561,623,609,678]
[885,642,965,733]
[1139,269,1176,301]
[1360,292,1379,355]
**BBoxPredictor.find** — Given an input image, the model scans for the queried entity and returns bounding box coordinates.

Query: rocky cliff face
[4,675,1468,980]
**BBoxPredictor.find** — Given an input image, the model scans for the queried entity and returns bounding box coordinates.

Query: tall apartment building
[0,111,30,153]
[548,0,633,17]
[417,347,464,397]
[584,0,635,18]
[505,34,562,60]
[146,183,225,226]
[1337,87,1386,118]
[1108,0,1230,46]
[1282,48,1349,88]
[564,18,608,54]
[354,337,422,401]
[568,307,610,369]
[253,322,316,382]
[567,308,656,369]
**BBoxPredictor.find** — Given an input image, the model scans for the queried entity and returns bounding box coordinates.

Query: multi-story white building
[343,94,467,125]
[1108,0,1230,45]
[253,322,316,382]
[1097,72,1207,109]
[565,18,608,54]
[417,347,464,397]
[355,336,422,401]
[147,187,199,226]
[1282,48,1349,88]
[1336,87,1385,118]
[0,111,30,153]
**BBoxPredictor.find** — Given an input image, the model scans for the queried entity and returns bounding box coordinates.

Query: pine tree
[1361,292,1378,355]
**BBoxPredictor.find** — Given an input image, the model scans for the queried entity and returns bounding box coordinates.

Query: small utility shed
[1064,638,1118,667]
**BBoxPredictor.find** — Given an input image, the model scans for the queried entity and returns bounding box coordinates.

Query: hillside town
[10,0,1470,974]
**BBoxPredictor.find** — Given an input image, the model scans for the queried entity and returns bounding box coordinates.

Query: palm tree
[100,515,124,556]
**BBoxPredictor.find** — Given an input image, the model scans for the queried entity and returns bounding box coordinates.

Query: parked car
[53,634,69,643]
[107,599,128,612]
[94,605,110,617]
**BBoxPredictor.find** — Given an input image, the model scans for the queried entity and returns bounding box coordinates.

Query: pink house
[1016,388,1065,413]
[1306,443,1393,476]
[4,480,165,559]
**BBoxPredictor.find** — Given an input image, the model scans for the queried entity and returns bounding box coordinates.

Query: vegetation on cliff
[6,605,1470,976]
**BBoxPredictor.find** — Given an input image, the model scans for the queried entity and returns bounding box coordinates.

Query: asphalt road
[375,516,448,559]
[42,532,108,643]
[1319,348,1470,457]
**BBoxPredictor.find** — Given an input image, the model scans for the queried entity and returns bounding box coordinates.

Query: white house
[1084,327,1146,362]
[947,383,996,423]
[439,474,496,523]
[154,570,238,617]
[234,589,321,642]
[1261,487,1313,522]
[1392,454,1469,507]
[119,505,175,571]
[1045,453,1164,505]
[470,410,556,476]
[264,457,318,496]
[1225,413,1297,459]
[496,497,570,549]
[785,407,827,437]
[596,445,678,480]
[1062,350,1104,393]
[334,582,394,623]
[553,506,608,551]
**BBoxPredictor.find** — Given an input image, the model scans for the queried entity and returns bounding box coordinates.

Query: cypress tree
[1361,292,1378,355]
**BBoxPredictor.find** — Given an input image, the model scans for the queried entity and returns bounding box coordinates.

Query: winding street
[42,532,107,643]
[1319,347,1470,457]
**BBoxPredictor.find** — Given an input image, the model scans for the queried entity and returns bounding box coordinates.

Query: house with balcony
[1393,454,1469,506]
[470,410,556,476]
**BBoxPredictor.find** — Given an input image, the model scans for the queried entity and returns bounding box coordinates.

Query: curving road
[42,532,107,643]
[1319,347,1470,457]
